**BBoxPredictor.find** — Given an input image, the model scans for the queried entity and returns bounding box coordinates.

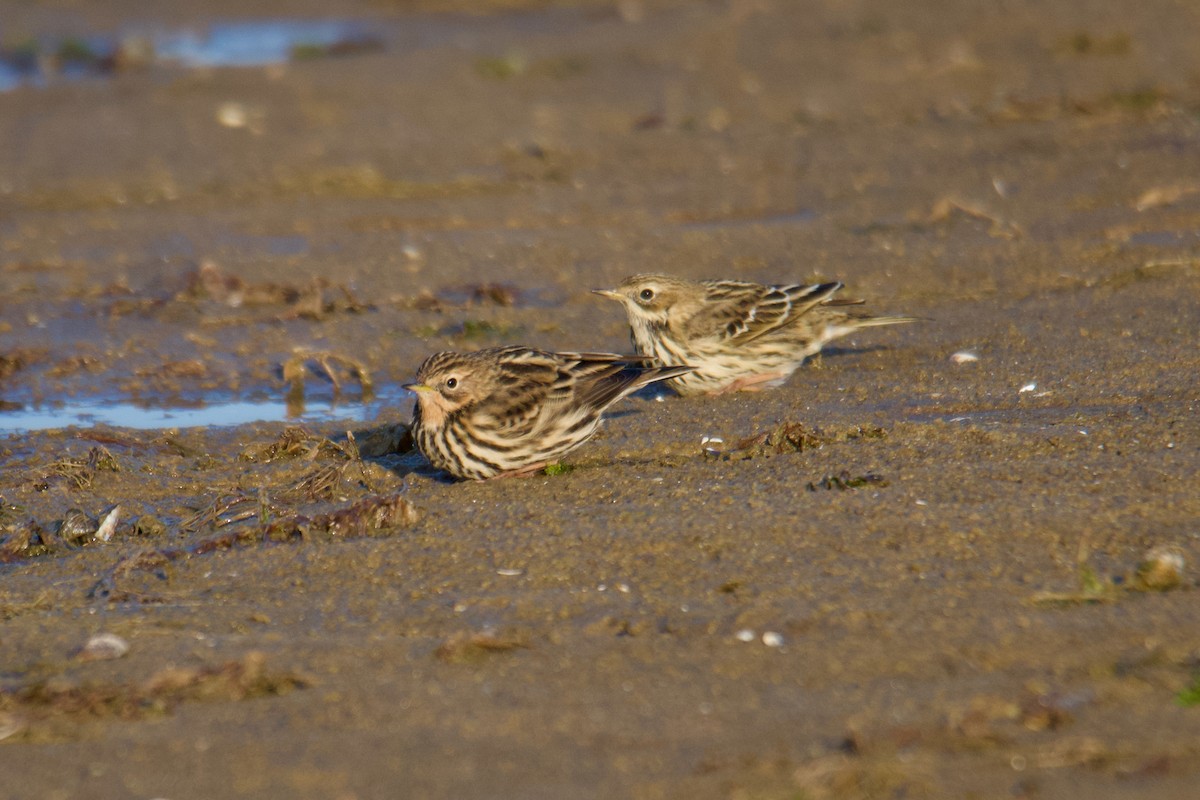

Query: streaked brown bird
[403,346,692,480]
[594,273,916,396]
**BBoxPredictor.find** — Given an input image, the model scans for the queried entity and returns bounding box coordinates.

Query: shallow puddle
[0,19,384,92]
[152,20,382,68]
[0,388,411,433]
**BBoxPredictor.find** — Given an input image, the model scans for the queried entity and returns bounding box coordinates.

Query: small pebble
[57,509,96,543]
[134,514,167,537]
[1136,546,1185,591]
[950,351,978,364]
[1019,382,1037,393]
[762,631,784,648]
[496,568,523,577]
[735,629,755,642]
[78,632,130,661]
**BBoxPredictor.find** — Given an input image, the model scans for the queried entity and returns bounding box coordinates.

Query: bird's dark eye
[445,377,458,389]
[639,288,655,301]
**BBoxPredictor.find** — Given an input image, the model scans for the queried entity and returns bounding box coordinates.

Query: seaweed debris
[807,471,888,491]
[434,631,530,664]
[0,651,308,742]
[705,422,826,461]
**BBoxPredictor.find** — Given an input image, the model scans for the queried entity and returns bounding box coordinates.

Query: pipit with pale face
[403,346,692,480]
[594,274,915,396]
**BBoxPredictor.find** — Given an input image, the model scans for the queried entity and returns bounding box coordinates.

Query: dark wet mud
[2,0,1200,797]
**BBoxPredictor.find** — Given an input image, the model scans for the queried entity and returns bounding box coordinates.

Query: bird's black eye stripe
[639,288,655,301]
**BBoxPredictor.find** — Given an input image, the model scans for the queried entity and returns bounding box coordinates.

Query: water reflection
[153,20,382,68]
[0,388,412,433]
[0,19,384,92]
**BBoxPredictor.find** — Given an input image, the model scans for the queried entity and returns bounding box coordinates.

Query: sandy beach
[1,0,1199,796]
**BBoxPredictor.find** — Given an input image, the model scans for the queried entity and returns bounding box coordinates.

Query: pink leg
[488,461,549,480]
[716,371,790,394]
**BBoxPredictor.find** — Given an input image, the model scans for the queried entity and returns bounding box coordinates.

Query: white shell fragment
[761,631,785,648]
[79,632,130,661]
[216,102,264,133]
[217,102,248,128]
[95,505,121,542]
[0,712,24,742]
[734,629,756,642]
[950,351,979,364]
[496,568,523,577]
[1019,382,1037,393]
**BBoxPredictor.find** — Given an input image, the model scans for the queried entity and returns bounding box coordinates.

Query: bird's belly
[673,350,803,395]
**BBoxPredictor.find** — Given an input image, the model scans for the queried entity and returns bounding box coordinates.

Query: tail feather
[640,365,695,385]
[822,314,920,344]
[848,314,921,328]
[576,364,693,409]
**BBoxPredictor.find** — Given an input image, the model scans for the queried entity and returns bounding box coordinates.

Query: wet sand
[2,0,1200,797]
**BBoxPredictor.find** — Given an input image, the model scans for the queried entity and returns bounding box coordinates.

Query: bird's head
[592,274,699,327]
[403,351,490,426]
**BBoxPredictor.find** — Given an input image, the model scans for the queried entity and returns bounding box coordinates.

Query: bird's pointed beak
[402,382,433,394]
[591,288,622,301]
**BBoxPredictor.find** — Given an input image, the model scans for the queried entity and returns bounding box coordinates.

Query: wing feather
[684,280,845,343]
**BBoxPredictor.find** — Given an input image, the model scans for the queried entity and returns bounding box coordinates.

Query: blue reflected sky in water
[153,20,376,68]
[0,19,383,92]
[0,389,412,433]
